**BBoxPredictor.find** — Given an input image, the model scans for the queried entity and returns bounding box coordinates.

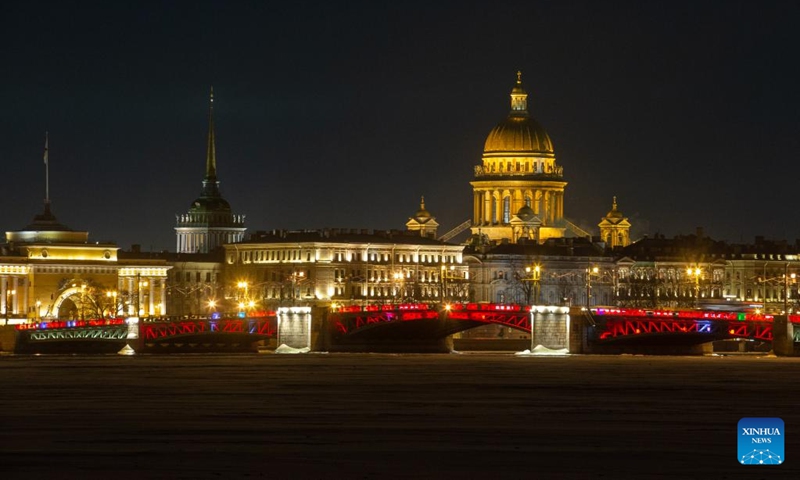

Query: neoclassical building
[471,72,570,243]
[222,229,468,310]
[1,201,170,322]
[175,88,246,253]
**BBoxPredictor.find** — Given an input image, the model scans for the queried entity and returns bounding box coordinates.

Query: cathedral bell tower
[598,197,631,248]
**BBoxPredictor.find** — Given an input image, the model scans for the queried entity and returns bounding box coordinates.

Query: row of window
[168,271,219,283]
[236,249,460,265]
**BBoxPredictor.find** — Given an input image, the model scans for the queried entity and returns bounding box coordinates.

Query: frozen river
[1,352,798,479]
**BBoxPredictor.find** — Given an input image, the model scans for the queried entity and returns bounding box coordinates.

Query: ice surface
[514,344,570,356]
[1,353,800,479]
[274,344,311,354]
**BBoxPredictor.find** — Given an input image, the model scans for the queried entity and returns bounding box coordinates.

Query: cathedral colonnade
[473,188,564,225]
[119,275,167,316]
[0,275,24,317]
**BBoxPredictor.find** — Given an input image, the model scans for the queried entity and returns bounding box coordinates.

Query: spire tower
[206,86,216,180]
[201,86,220,197]
[175,88,246,253]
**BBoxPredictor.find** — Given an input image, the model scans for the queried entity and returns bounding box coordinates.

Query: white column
[149,279,155,316]
[1,276,6,314]
[483,191,491,224]
[160,278,167,315]
[12,277,19,314]
[21,277,27,316]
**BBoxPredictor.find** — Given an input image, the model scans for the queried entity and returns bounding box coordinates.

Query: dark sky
[2,1,799,251]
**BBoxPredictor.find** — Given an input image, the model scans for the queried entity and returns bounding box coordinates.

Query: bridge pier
[0,326,16,353]
[277,307,312,350]
[530,307,576,352]
[772,315,799,356]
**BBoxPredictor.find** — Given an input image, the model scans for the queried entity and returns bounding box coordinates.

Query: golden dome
[483,72,554,155]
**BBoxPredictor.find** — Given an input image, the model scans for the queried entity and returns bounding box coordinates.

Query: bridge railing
[590,307,787,323]
[16,318,127,330]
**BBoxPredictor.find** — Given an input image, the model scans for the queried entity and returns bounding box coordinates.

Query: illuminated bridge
[14,318,129,354]
[324,303,800,353]
[130,316,278,353]
[588,307,800,346]
[325,303,554,352]
[8,316,278,354]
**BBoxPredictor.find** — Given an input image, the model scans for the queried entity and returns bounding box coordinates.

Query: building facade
[464,237,615,306]
[221,229,468,312]
[1,202,170,323]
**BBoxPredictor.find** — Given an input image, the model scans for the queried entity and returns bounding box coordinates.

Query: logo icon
[738,417,784,465]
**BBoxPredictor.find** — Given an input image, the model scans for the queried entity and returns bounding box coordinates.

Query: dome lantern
[510,70,528,115]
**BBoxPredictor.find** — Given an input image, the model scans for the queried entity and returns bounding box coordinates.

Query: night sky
[2,1,799,252]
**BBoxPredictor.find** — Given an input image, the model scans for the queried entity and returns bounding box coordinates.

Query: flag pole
[44,131,49,204]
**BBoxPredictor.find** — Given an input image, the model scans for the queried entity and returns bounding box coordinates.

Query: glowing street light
[586,266,599,307]
[686,267,701,307]
[525,264,542,305]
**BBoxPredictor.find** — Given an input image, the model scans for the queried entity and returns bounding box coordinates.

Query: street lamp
[524,265,542,304]
[236,281,249,313]
[105,290,118,318]
[290,271,305,305]
[586,266,599,307]
[392,272,404,303]
[440,265,460,303]
[686,267,701,307]
[784,263,796,315]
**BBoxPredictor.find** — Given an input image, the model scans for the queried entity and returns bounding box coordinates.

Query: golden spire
[420,195,425,210]
[205,86,216,180]
[612,196,617,211]
[510,71,528,115]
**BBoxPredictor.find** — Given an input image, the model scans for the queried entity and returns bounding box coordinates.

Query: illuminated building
[122,248,223,317]
[405,196,440,239]
[464,237,614,306]
[175,87,246,253]
[598,197,632,248]
[222,229,468,309]
[471,72,587,243]
[1,202,169,322]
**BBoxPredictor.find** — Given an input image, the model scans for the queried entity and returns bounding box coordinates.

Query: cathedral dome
[483,71,554,155]
[484,117,553,154]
